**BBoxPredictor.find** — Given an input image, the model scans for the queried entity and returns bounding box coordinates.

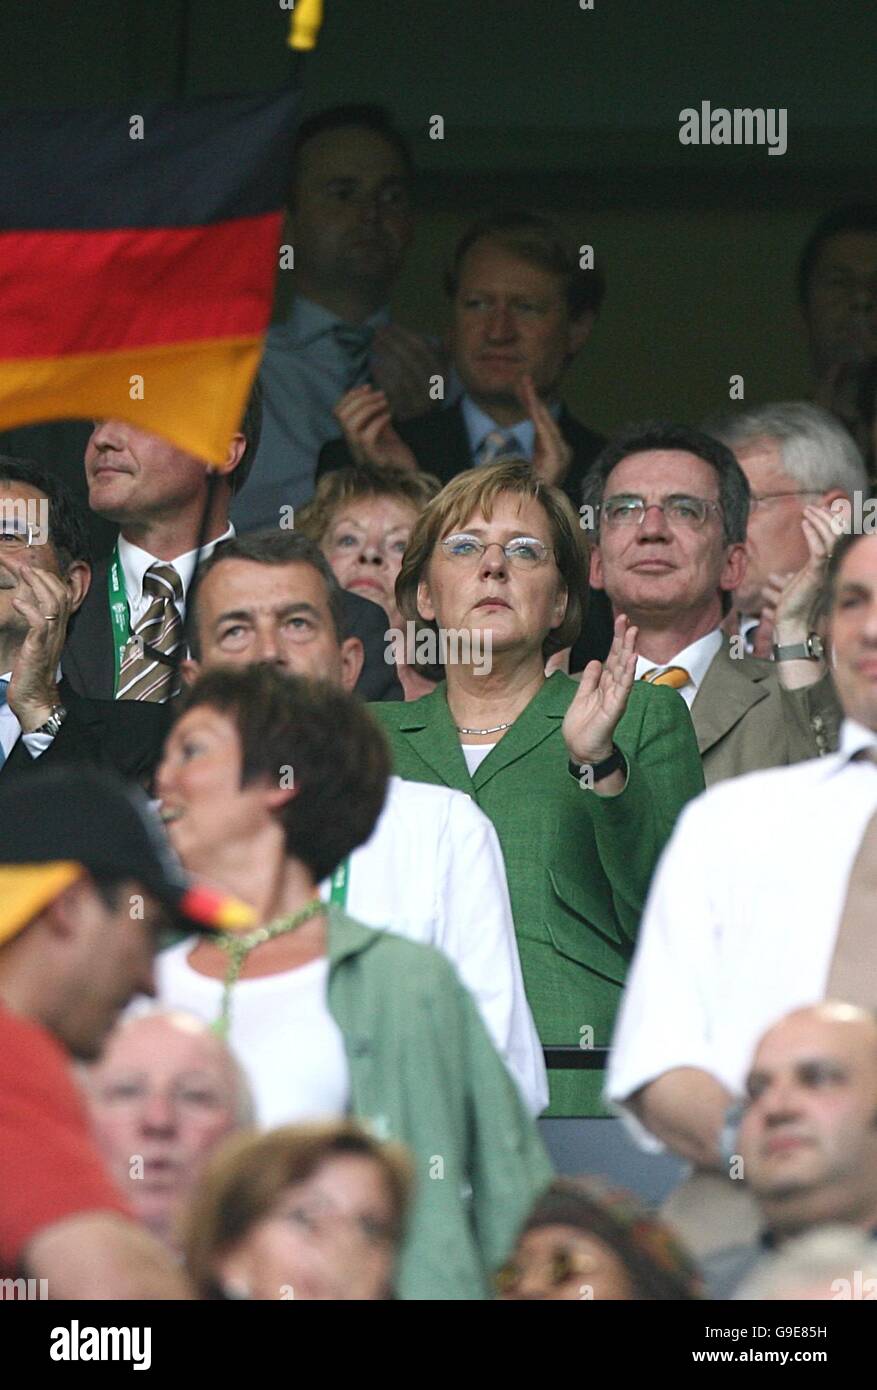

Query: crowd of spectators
[2,102,877,1301]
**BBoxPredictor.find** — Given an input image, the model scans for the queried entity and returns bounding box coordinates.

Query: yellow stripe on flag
[289,0,324,51]
[0,338,263,467]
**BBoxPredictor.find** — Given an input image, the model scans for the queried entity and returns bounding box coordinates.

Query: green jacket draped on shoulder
[327,905,553,1299]
[370,672,705,1117]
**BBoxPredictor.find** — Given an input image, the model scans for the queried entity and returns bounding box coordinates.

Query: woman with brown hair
[370,458,705,1119]
[298,464,442,698]
[185,1121,412,1301]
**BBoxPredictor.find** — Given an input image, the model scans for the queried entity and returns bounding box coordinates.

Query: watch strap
[568,744,626,785]
[772,633,824,662]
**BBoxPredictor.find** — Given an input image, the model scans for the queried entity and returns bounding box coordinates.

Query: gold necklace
[212,896,324,1039]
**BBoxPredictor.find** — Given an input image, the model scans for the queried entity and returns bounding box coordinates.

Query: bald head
[85,1010,251,1247]
[739,1004,877,1238]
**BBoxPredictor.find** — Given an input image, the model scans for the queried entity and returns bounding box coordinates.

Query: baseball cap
[0,765,256,945]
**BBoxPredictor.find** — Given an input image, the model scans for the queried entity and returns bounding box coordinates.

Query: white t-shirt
[155,947,349,1129]
[461,744,496,775]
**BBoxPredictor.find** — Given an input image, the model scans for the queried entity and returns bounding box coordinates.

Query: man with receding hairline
[705,1002,877,1295]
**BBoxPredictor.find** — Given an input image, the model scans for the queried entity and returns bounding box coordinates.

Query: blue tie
[477,429,523,467]
[0,679,8,770]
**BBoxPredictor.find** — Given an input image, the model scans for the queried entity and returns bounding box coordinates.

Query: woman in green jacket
[370,459,705,1118]
[153,664,551,1300]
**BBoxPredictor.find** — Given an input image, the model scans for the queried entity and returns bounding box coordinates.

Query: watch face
[808,634,825,659]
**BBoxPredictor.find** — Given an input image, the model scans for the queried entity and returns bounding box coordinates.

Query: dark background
[3,0,876,450]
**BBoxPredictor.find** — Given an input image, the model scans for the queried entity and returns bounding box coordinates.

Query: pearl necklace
[455,720,513,736]
[212,895,324,1038]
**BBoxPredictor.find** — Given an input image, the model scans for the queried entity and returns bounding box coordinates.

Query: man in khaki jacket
[582,421,841,787]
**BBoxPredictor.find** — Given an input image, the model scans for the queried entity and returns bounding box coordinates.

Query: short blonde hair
[184,1120,414,1299]
[395,460,589,655]
[297,465,442,545]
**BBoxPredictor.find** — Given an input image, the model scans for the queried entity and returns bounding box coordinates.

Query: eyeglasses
[0,524,37,550]
[439,533,552,567]
[748,489,822,512]
[494,1247,598,1295]
[599,495,722,529]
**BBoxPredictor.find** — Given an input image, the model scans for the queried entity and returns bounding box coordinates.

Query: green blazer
[327,906,553,1300]
[371,673,705,1117]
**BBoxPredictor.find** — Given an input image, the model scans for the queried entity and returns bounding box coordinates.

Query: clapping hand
[771,503,842,648]
[7,567,71,731]
[333,385,419,472]
[517,374,573,487]
[370,324,448,421]
[562,614,638,765]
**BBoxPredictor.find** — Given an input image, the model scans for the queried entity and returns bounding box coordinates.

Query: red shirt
[0,1006,129,1275]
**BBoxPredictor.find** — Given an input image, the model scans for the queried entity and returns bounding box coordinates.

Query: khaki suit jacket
[692,636,841,786]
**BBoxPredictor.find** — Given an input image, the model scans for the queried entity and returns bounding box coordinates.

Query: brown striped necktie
[826,758,877,1008]
[116,562,183,702]
[640,666,691,689]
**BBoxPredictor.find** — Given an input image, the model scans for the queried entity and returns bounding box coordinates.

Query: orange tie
[641,666,691,689]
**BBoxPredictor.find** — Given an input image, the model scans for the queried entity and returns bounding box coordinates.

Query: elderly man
[0,457,167,783]
[706,1004,877,1296]
[175,529,548,1116]
[85,1010,250,1251]
[234,104,447,526]
[713,401,868,654]
[581,422,842,784]
[608,527,877,1251]
[0,765,244,1297]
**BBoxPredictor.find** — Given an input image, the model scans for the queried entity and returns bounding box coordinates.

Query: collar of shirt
[835,718,877,766]
[461,395,562,463]
[118,524,235,613]
[634,628,724,706]
[285,295,390,349]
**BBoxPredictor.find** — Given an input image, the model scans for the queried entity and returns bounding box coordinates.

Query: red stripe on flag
[0,212,283,359]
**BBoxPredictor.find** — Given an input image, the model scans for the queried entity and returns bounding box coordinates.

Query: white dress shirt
[461,395,562,465]
[634,629,723,710]
[607,718,877,1149]
[118,525,234,626]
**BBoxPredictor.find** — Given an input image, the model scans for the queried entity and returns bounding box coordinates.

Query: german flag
[0,87,299,465]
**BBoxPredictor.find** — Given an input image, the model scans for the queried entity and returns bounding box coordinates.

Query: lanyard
[329,857,349,907]
[107,544,132,696]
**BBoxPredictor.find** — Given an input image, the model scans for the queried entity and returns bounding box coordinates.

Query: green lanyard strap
[107,545,131,696]
[329,857,349,907]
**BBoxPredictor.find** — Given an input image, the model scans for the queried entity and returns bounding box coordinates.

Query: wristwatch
[772,632,824,662]
[30,703,67,737]
[568,744,627,785]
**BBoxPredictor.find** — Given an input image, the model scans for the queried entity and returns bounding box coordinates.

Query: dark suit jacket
[1,678,169,787]
[318,399,614,668]
[318,397,605,506]
[62,558,402,704]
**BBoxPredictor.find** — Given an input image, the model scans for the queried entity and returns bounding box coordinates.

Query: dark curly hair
[177,666,390,883]
[505,1177,703,1301]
